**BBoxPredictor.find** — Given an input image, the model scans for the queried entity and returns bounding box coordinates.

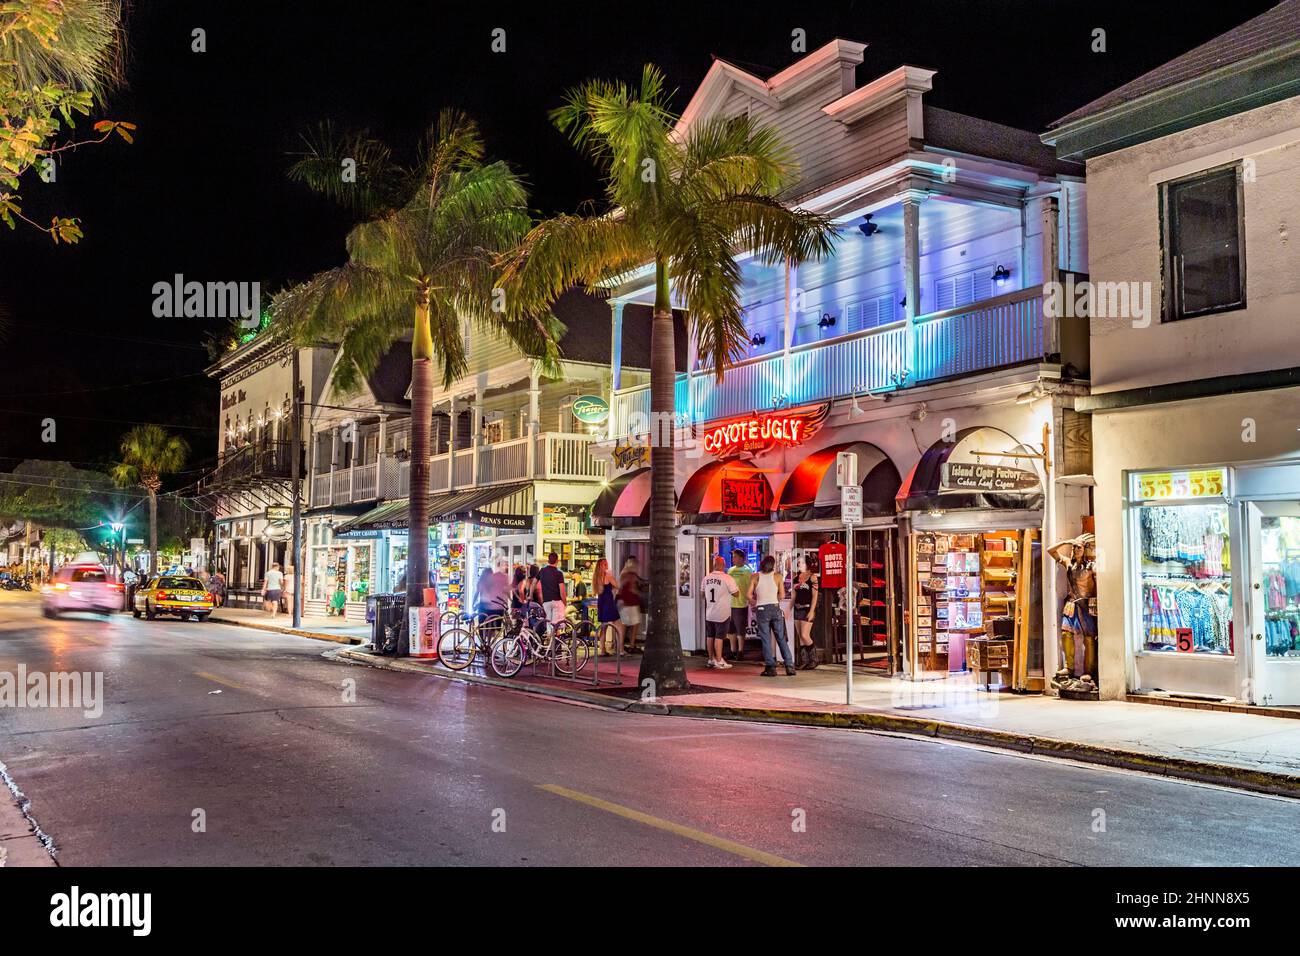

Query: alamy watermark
[1042,273,1154,328]
[151,274,260,326]
[0,665,103,719]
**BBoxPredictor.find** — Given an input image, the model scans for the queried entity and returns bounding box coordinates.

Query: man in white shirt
[701,556,739,669]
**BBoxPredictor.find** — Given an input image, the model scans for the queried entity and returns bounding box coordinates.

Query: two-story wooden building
[1045,0,1300,705]
[300,289,661,621]
[202,329,334,605]
[599,39,1092,687]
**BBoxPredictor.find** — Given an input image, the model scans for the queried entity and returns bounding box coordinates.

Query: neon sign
[700,404,829,458]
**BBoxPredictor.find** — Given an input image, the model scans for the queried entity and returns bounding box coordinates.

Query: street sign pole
[290,345,303,630]
[837,453,861,707]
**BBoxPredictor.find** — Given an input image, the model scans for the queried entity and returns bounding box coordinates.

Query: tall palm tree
[499,66,837,691]
[110,425,188,576]
[276,110,562,650]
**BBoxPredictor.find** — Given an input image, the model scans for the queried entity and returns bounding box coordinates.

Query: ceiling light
[857,215,879,237]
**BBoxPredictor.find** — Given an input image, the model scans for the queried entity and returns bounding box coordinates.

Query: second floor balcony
[610,279,1087,438]
[310,431,606,509]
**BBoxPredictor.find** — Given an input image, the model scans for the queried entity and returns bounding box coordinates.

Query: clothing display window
[1138,503,1232,655]
[1260,516,1300,658]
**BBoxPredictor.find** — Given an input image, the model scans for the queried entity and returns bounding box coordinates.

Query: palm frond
[497,213,647,317]
[288,121,407,216]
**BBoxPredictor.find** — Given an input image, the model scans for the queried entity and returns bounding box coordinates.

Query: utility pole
[290,345,303,629]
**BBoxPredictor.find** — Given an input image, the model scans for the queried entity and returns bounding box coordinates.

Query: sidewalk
[209,606,370,644]
[212,610,1300,797]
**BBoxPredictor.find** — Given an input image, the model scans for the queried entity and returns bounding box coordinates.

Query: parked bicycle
[487,601,591,678]
[437,606,508,671]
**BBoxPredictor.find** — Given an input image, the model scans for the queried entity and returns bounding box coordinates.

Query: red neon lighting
[700,405,828,458]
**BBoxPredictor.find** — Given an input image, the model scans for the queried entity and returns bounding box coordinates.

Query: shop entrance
[908,528,1042,688]
[1245,502,1300,706]
[794,528,899,672]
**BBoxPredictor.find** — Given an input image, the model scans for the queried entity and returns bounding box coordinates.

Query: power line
[1,321,211,352]
[3,370,209,398]
[0,408,216,431]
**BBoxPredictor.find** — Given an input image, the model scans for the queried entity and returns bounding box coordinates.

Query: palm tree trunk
[403,296,435,656]
[148,490,158,576]
[639,260,689,692]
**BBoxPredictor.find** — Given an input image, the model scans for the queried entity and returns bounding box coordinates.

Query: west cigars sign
[700,404,829,458]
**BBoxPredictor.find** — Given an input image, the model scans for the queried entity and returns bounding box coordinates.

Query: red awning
[775,441,900,521]
[593,468,677,527]
[678,458,774,524]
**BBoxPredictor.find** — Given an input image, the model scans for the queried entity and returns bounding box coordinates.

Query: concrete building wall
[1085,96,1300,394]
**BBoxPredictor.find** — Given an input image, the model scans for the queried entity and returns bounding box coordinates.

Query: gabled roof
[549,287,687,373]
[1051,0,1300,128]
[674,39,867,137]
[365,341,413,406]
[926,107,1082,177]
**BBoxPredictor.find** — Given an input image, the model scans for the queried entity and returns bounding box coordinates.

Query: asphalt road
[2,589,1299,867]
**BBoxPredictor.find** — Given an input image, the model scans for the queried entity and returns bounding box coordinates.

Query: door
[1245,502,1300,706]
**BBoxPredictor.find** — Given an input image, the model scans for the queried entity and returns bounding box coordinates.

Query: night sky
[0,0,1276,478]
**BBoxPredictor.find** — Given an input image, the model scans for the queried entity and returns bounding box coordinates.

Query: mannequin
[1048,532,1097,687]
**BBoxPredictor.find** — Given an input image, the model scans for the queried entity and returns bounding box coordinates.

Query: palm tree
[110,425,188,576]
[276,110,562,649]
[499,66,837,691]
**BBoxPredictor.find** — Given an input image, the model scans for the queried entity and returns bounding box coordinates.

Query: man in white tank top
[748,555,796,676]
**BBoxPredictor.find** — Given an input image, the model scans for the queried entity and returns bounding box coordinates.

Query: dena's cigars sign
[701,404,829,458]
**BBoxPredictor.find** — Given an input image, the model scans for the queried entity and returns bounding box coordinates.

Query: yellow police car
[132,575,214,622]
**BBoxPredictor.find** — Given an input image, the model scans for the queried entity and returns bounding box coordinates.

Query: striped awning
[333,482,534,536]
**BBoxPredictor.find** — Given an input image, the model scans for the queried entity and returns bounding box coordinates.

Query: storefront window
[348,544,372,601]
[1137,503,1232,654]
[1260,516,1300,658]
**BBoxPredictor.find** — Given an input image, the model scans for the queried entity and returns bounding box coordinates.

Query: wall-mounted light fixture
[817,312,836,329]
[993,264,1011,288]
[750,333,767,348]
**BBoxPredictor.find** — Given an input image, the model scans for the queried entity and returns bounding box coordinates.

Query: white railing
[311,473,332,507]
[913,286,1044,381]
[478,436,529,485]
[543,433,606,480]
[454,448,474,487]
[352,462,378,501]
[607,288,1049,437]
[330,469,351,502]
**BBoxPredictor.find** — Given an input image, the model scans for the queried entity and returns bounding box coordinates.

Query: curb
[330,646,1300,800]
[209,616,360,645]
[331,647,634,711]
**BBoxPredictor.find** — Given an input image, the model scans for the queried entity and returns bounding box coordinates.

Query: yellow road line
[537,784,803,867]
[194,671,251,692]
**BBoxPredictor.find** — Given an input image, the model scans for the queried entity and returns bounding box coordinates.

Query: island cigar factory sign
[940,462,1040,494]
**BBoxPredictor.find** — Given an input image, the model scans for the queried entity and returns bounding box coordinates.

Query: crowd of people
[700,550,820,676]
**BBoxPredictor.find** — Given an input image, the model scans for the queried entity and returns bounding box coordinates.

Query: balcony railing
[204,440,298,494]
[310,431,606,508]
[609,286,1058,436]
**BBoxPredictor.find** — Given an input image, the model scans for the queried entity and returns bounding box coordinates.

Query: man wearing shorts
[727,549,753,660]
[537,552,568,626]
[701,556,739,669]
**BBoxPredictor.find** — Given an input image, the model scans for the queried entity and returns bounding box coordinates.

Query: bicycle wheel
[489,633,526,678]
[476,615,506,657]
[552,634,592,675]
[437,625,475,671]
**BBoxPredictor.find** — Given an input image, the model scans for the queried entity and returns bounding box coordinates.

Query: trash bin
[371,593,405,653]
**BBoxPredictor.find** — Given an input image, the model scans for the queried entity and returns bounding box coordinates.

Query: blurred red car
[42,563,123,617]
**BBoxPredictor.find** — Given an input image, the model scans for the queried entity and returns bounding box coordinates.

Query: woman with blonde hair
[592,558,621,654]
